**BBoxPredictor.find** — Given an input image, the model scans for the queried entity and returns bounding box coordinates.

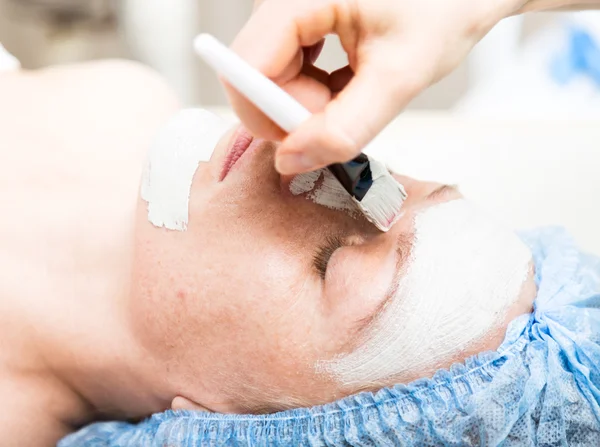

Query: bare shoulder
[35,60,182,152]
[0,60,181,165]
[37,59,181,112]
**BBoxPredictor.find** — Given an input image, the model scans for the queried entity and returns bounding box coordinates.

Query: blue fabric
[551,26,600,87]
[59,227,600,446]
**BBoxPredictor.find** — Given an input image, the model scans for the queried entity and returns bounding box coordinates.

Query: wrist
[516,0,598,13]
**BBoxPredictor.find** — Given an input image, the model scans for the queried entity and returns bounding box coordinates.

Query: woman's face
[131,112,531,414]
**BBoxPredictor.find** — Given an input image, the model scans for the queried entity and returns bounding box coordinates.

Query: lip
[220,127,254,181]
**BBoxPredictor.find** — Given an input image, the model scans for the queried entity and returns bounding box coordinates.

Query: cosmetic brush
[194,33,407,232]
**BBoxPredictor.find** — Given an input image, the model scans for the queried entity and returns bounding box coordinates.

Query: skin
[227,0,600,175]
[0,62,181,446]
[133,125,536,414]
[0,63,535,446]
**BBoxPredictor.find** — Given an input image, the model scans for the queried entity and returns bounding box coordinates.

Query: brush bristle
[357,170,407,232]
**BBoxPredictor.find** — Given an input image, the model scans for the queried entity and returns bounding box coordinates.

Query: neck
[0,219,171,444]
[0,140,173,445]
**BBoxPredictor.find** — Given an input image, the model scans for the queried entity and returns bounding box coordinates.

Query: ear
[171,396,212,412]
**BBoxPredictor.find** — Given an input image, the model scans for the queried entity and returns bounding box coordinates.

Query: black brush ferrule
[327,153,373,202]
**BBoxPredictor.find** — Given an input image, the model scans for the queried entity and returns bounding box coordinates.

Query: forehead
[321,199,531,387]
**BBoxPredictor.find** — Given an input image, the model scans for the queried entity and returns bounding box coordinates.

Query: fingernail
[276,152,317,175]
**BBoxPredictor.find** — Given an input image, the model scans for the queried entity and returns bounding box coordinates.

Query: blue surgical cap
[60,227,600,446]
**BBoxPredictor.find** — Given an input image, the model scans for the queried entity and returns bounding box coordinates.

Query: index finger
[231,0,336,80]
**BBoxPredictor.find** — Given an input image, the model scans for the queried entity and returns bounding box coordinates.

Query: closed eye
[313,235,344,280]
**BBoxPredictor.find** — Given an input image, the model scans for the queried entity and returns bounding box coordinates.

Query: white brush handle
[194,34,311,133]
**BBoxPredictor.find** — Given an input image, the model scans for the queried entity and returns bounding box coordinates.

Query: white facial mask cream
[290,158,397,218]
[322,199,532,386]
[141,108,231,231]
[290,167,373,217]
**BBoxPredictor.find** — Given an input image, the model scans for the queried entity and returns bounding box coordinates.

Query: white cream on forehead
[321,199,532,386]
[141,108,231,231]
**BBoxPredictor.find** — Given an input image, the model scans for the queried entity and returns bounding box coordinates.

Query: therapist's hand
[227,0,525,174]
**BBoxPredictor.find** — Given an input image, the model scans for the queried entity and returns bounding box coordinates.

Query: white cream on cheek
[141,108,232,231]
[321,199,532,386]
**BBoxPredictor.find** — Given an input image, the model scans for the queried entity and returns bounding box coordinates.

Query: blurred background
[1,0,600,114]
[1,1,600,249]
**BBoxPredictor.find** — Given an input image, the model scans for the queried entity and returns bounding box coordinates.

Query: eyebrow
[427,184,458,200]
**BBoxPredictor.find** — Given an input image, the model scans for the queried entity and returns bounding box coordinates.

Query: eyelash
[313,235,344,280]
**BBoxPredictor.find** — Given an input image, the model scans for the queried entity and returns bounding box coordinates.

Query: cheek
[129,198,239,366]
[131,205,327,390]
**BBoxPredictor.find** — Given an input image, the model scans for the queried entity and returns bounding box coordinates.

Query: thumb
[276,49,427,175]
